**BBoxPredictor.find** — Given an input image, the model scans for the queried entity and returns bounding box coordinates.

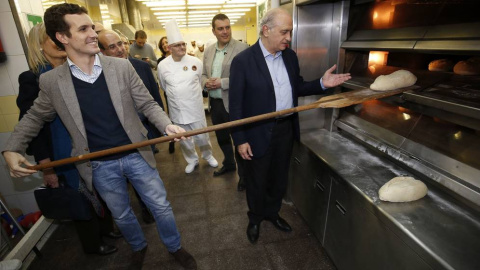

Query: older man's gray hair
[258,8,289,36]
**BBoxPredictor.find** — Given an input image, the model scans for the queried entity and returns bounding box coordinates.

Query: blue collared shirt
[259,39,293,112]
[259,40,327,112]
[67,54,103,83]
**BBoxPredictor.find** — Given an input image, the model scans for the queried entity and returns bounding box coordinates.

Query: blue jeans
[91,152,181,252]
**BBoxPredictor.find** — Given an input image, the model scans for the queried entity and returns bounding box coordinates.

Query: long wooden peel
[27,85,420,171]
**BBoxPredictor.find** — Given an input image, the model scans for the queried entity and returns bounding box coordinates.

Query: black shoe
[213,166,236,177]
[237,178,246,191]
[169,142,175,154]
[266,216,292,232]
[170,247,197,270]
[88,244,118,256]
[246,223,260,244]
[142,209,155,224]
[129,246,147,270]
[103,231,122,239]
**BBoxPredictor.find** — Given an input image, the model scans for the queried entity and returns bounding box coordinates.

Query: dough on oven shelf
[370,70,417,91]
[453,57,480,75]
[379,176,428,202]
[428,59,454,72]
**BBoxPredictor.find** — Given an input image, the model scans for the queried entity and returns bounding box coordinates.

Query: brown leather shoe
[170,247,197,269]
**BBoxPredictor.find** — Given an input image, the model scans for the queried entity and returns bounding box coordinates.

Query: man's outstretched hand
[322,64,351,88]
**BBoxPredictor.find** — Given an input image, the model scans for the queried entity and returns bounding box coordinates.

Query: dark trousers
[245,116,294,224]
[73,199,114,253]
[210,97,244,178]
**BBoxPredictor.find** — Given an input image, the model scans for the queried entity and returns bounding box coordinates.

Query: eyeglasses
[171,42,187,48]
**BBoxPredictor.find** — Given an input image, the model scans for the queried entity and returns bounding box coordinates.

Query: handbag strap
[78,180,104,217]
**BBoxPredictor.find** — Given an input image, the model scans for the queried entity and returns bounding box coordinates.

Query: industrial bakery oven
[287,1,480,269]
[339,0,480,210]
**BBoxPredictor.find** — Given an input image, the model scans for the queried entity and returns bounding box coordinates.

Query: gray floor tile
[265,236,335,270]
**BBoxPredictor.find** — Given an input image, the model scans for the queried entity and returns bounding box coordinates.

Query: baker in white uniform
[158,19,218,174]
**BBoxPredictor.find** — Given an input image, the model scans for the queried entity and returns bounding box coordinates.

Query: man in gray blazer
[201,14,248,190]
[2,4,196,269]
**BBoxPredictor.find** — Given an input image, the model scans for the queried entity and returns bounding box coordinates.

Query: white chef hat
[197,40,204,47]
[165,19,184,45]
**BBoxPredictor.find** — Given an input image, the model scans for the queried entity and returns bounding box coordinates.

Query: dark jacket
[128,57,164,110]
[229,40,323,158]
[17,69,52,162]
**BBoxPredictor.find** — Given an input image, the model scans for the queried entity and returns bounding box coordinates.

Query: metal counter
[300,129,480,270]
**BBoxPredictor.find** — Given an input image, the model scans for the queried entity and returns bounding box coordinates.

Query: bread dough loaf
[453,57,480,75]
[370,70,417,91]
[379,176,428,202]
[428,59,454,72]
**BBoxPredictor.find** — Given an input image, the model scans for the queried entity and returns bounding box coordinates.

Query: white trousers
[175,119,214,165]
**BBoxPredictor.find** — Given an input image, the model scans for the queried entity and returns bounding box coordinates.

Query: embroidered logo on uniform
[192,65,197,71]
[183,66,188,71]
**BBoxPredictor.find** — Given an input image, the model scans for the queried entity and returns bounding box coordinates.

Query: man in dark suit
[229,8,351,244]
[98,30,164,136]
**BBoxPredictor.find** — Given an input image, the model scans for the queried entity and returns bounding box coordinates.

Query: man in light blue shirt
[201,14,248,190]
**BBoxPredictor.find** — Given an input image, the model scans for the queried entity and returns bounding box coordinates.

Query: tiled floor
[27,115,336,270]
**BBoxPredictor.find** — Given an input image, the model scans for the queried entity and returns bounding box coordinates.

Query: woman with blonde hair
[17,23,120,256]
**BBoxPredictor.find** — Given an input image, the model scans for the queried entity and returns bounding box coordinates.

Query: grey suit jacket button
[87,163,91,167]
[84,147,89,151]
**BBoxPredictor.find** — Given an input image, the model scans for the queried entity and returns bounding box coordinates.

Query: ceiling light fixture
[144,1,186,7]
[153,11,187,15]
[223,4,255,8]
[188,14,218,18]
[220,8,251,12]
[188,5,222,9]
[150,7,186,11]
[188,0,225,4]
[188,10,220,14]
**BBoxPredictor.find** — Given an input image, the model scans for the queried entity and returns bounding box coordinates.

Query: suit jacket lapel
[206,46,215,77]
[58,62,87,140]
[252,41,274,93]
[223,40,235,65]
[101,55,125,125]
[220,41,235,78]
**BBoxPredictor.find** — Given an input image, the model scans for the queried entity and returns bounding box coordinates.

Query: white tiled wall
[0,0,45,215]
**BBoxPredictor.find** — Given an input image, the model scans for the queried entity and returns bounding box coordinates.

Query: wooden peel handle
[25,85,418,171]
[27,102,322,171]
